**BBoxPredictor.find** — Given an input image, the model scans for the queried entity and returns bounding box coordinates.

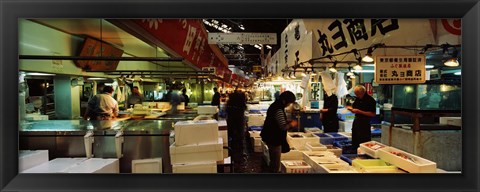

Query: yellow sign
[374,55,426,84]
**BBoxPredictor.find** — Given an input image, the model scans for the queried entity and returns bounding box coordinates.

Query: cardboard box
[377,147,437,173]
[132,158,163,173]
[281,160,312,173]
[19,150,49,173]
[174,120,219,146]
[359,141,388,158]
[170,138,223,164]
[172,161,217,173]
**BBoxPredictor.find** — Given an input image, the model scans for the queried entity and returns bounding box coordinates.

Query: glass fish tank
[392,84,461,110]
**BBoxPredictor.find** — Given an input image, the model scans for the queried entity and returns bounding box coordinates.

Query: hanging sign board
[207,33,277,45]
[374,55,426,84]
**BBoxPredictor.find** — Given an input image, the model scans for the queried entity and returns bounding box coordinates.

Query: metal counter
[19,119,177,173]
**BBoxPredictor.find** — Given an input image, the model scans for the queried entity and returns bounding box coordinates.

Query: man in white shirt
[83,86,119,120]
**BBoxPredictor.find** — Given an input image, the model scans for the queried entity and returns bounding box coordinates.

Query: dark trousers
[227,110,246,162]
[267,144,281,173]
[352,119,372,150]
[322,118,339,133]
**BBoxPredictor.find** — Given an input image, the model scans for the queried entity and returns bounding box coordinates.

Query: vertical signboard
[374,55,426,84]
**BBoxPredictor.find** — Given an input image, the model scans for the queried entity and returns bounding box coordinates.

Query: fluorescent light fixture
[26,72,55,76]
[363,64,375,67]
[454,71,461,75]
[353,69,375,73]
[266,45,272,49]
[87,77,107,80]
[425,65,434,69]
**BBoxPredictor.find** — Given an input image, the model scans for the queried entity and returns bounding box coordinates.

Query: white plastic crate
[281,160,312,173]
[325,145,342,157]
[377,147,437,173]
[304,156,348,173]
[22,158,86,173]
[132,158,163,173]
[359,141,388,158]
[19,150,49,173]
[174,120,219,146]
[305,142,327,151]
[172,161,217,173]
[170,138,223,164]
[287,132,320,150]
[302,151,336,159]
[64,158,119,173]
[197,106,218,115]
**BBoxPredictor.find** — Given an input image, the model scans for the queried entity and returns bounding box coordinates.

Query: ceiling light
[454,71,461,75]
[444,58,459,67]
[26,72,55,76]
[301,72,307,77]
[329,62,338,73]
[425,65,434,69]
[266,45,272,49]
[362,47,374,62]
[346,71,354,76]
[353,69,374,73]
[350,75,356,79]
[87,77,107,80]
[353,63,363,70]
[290,73,296,79]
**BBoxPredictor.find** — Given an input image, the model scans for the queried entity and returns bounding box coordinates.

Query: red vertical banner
[364,83,373,96]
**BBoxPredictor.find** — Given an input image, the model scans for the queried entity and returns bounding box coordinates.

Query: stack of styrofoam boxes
[170,120,223,173]
[339,120,354,133]
[302,151,356,173]
[313,133,342,157]
[22,158,119,173]
[219,129,229,158]
[286,132,320,151]
[19,150,49,173]
[439,117,461,127]
[197,106,219,115]
[132,158,163,173]
[338,108,355,132]
[248,130,262,152]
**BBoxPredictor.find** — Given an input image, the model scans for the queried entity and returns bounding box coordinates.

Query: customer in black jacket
[260,91,297,173]
[226,89,247,166]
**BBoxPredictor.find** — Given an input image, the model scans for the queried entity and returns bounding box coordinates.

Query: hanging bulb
[354,63,363,70]
[362,47,374,62]
[444,58,459,67]
[290,73,296,79]
[301,72,307,77]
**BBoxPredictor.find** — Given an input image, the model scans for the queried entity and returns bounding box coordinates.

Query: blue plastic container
[340,154,373,165]
[326,133,349,143]
[371,128,381,137]
[333,140,356,154]
[249,126,263,131]
[314,133,334,145]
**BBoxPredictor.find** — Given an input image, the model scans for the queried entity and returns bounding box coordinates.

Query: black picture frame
[1,0,479,192]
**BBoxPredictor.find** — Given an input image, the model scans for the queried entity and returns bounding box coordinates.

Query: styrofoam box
[319,163,358,173]
[251,137,263,152]
[281,160,312,173]
[248,130,261,138]
[377,147,437,173]
[219,130,228,147]
[359,141,388,158]
[132,158,163,173]
[305,142,327,151]
[337,132,352,139]
[64,158,119,173]
[325,145,342,157]
[19,150,49,173]
[174,120,219,146]
[287,132,320,150]
[339,120,353,132]
[304,127,323,133]
[172,161,217,173]
[439,117,461,126]
[197,106,218,115]
[281,150,304,160]
[302,151,336,159]
[170,138,223,164]
[352,159,401,173]
[247,114,265,127]
[22,158,86,173]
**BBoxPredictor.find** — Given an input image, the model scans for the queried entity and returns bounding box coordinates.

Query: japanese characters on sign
[207,33,277,44]
[375,55,426,84]
[317,19,399,56]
